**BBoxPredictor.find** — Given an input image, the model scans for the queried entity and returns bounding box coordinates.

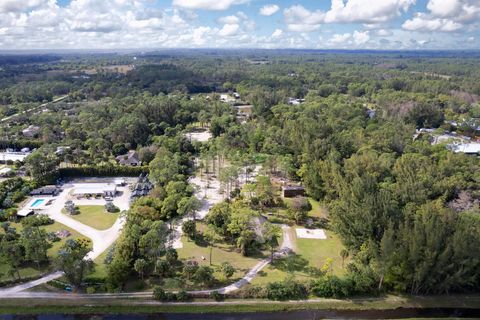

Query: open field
[69,205,119,230]
[251,229,346,285]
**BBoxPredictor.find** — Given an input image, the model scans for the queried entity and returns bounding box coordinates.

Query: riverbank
[1,294,480,315]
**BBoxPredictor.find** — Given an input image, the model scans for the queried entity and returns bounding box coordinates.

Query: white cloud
[259,4,279,16]
[0,0,45,13]
[330,33,351,45]
[403,14,463,32]
[284,1,414,32]
[172,0,249,11]
[324,0,415,23]
[219,23,240,36]
[353,30,370,44]
[271,29,283,38]
[284,5,324,32]
[218,15,240,24]
[402,0,480,32]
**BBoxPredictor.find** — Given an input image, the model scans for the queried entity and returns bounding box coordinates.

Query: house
[449,143,480,155]
[30,185,60,196]
[282,185,306,198]
[22,125,40,137]
[72,183,117,198]
[220,94,236,103]
[288,98,305,105]
[55,146,71,155]
[17,209,34,218]
[0,167,13,177]
[116,150,141,166]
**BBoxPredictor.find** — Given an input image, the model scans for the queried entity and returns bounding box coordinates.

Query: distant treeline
[0,55,61,65]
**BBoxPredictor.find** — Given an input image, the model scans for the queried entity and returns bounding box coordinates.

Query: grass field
[251,229,346,285]
[70,205,118,230]
[177,233,263,283]
[0,221,84,282]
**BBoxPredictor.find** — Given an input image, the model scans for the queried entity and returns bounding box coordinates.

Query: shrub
[234,285,267,299]
[194,265,214,286]
[176,290,191,301]
[266,278,308,301]
[311,275,354,299]
[105,202,119,213]
[153,286,167,301]
[210,290,225,301]
[21,214,54,227]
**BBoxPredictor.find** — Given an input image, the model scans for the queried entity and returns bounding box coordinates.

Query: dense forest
[0,50,479,297]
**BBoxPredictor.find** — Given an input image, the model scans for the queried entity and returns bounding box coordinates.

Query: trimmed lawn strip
[1,295,480,314]
[69,205,118,230]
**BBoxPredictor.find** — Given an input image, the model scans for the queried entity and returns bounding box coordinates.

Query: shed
[282,185,306,198]
[17,209,34,217]
[30,185,59,196]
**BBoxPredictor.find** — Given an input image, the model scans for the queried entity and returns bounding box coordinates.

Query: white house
[22,125,40,137]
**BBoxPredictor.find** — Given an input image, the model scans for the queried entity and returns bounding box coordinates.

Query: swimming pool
[30,198,45,208]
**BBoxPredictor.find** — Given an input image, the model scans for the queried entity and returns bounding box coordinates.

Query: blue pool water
[30,199,45,207]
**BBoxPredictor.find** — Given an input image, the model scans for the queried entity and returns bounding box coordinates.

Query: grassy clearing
[70,205,118,230]
[252,229,346,285]
[308,198,329,219]
[0,221,84,282]
[88,243,115,279]
[177,233,263,283]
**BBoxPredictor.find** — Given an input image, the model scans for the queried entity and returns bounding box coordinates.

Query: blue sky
[0,0,478,50]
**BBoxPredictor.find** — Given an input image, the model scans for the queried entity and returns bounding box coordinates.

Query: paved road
[0,95,69,123]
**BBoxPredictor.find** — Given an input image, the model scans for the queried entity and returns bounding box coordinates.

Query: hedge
[0,140,43,150]
[59,165,148,178]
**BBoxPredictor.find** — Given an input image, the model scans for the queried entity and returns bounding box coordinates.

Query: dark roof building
[282,185,305,198]
[116,150,141,166]
[30,185,60,196]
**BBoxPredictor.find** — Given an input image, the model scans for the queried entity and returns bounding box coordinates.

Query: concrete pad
[296,228,327,239]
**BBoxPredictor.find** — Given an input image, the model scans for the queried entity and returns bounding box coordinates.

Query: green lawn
[251,229,346,285]
[308,198,329,219]
[177,234,263,282]
[70,205,118,230]
[88,243,115,279]
[0,221,85,283]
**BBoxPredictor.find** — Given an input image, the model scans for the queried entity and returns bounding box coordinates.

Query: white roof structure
[0,152,31,162]
[72,183,117,195]
[450,143,480,154]
[114,178,125,185]
[0,167,12,175]
[17,209,34,217]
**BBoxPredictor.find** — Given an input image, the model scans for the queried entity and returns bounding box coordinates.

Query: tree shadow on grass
[272,254,323,276]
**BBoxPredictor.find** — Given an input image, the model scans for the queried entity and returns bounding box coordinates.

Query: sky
[0,0,479,50]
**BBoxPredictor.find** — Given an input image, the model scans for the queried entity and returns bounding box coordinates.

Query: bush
[21,214,54,227]
[233,285,267,299]
[176,290,191,301]
[153,286,167,301]
[311,275,354,299]
[266,278,308,301]
[210,290,225,301]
